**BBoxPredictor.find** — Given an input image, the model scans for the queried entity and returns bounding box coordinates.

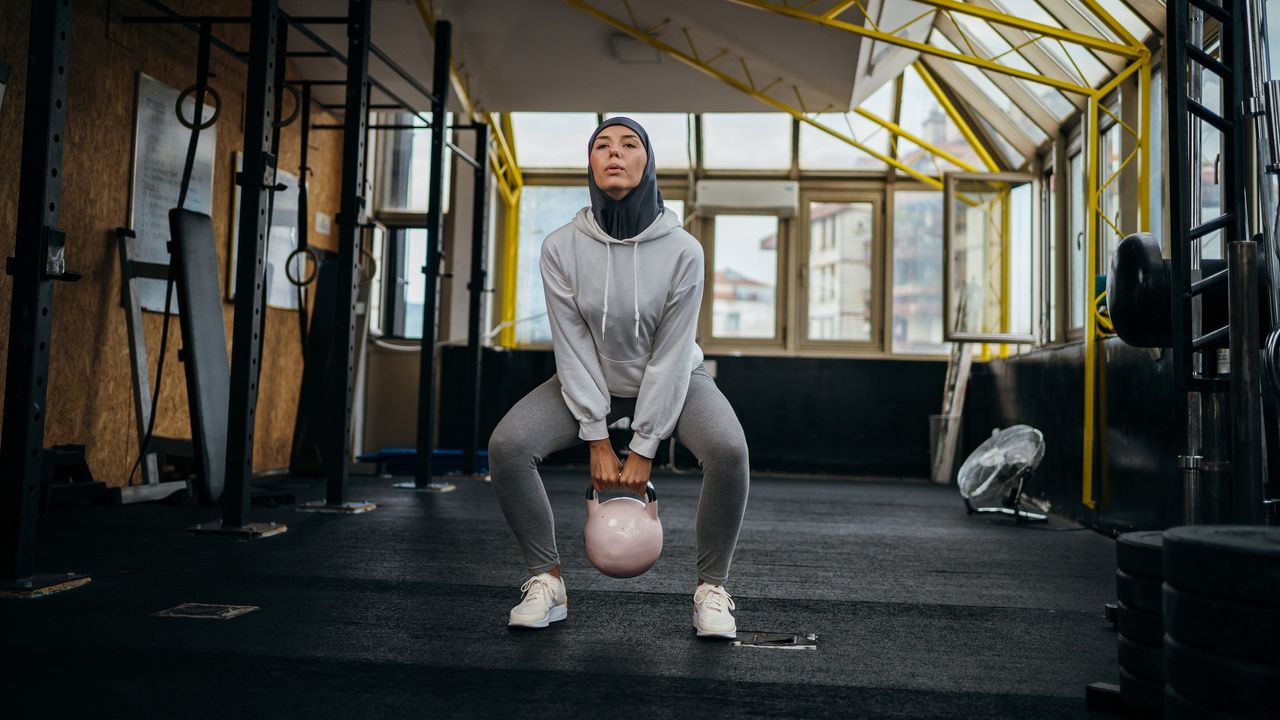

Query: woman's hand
[589,439,624,492]
[618,452,652,496]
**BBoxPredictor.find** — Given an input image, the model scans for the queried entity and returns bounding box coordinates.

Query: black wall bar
[324,0,372,508]
[464,122,490,476]
[221,0,280,531]
[0,0,78,590]
[414,21,453,489]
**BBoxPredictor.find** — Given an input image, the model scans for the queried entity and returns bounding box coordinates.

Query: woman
[487,117,750,638]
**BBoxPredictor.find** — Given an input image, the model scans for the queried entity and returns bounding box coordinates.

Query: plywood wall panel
[0,0,347,487]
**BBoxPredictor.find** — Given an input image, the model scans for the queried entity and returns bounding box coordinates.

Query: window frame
[795,190,885,353]
[941,171,1040,344]
[697,211,791,352]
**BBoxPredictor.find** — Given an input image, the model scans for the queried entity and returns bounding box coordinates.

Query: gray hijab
[586,116,663,240]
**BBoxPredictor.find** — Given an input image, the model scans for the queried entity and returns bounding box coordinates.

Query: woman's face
[590,125,647,201]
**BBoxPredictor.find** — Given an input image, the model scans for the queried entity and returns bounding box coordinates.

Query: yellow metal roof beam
[880,0,1141,57]
[932,15,1061,134]
[965,0,1086,109]
[566,0,947,190]
[853,107,980,172]
[914,61,1000,172]
[920,54,1038,158]
[1078,0,1143,52]
[725,0,1096,95]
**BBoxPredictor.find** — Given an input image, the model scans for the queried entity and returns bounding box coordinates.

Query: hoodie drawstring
[632,242,640,339]
[601,243,611,335]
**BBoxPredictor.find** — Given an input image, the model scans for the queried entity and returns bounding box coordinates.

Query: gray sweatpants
[488,365,749,584]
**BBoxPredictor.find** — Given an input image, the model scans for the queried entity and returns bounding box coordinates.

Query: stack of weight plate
[1115,530,1165,717]
[1162,526,1280,720]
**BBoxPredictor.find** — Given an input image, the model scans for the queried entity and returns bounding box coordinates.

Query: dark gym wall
[0,0,345,486]
[963,337,1183,533]
[434,347,948,478]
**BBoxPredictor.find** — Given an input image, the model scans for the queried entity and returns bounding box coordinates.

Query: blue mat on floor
[356,447,488,476]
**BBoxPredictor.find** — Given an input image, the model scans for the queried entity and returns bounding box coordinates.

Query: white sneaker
[508,573,568,629]
[693,583,737,639]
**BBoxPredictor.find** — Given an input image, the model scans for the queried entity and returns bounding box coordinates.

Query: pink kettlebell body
[584,483,663,578]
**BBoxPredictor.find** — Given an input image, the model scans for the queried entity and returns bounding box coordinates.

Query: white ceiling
[280,0,880,116]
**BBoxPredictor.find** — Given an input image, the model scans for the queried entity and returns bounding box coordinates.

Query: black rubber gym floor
[3,469,1121,719]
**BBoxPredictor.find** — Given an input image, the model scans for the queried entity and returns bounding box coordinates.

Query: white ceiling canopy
[280,0,897,115]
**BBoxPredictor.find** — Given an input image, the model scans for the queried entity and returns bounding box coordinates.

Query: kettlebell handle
[586,482,657,503]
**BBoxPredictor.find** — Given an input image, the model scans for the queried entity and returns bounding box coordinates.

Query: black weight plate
[1118,633,1164,683]
[1164,685,1251,720]
[1165,634,1280,720]
[1118,530,1165,581]
[1163,526,1280,605]
[1117,601,1163,648]
[1119,667,1163,718]
[1164,585,1280,665]
[1117,569,1163,613]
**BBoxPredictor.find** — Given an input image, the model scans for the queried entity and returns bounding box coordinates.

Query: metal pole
[256,14,289,384]
[414,21,452,489]
[297,82,311,352]
[0,0,76,589]
[322,0,371,508]
[464,123,490,476]
[217,0,279,533]
[1229,240,1267,523]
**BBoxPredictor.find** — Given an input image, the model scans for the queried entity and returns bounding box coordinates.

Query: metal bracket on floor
[0,574,92,599]
[732,632,818,650]
[189,521,287,539]
[1084,681,1124,713]
[297,500,377,514]
[392,480,456,493]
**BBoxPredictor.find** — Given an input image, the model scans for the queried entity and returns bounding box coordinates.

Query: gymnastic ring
[1263,326,1280,397]
[175,84,222,130]
[273,84,300,128]
[286,247,321,287]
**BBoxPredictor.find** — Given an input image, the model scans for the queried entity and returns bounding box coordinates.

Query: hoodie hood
[572,207,681,339]
[586,116,664,241]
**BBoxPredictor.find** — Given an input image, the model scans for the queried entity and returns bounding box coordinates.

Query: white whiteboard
[228,152,303,310]
[128,73,218,313]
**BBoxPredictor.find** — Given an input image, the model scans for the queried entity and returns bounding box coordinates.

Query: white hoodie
[540,206,705,458]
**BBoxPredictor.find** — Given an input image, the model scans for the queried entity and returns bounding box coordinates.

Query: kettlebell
[584,481,663,578]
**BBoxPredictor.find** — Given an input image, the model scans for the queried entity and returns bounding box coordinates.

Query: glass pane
[1044,169,1058,343]
[369,224,386,336]
[402,228,428,340]
[712,215,779,339]
[515,185,591,345]
[946,176,1035,338]
[511,112,600,169]
[1090,0,1154,42]
[947,13,1075,121]
[1010,182,1036,337]
[806,202,874,342]
[603,113,691,170]
[898,65,982,174]
[702,113,793,170]
[992,0,1110,86]
[1148,69,1163,244]
[1195,68,1225,261]
[893,191,946,354]
[666,199,685,223]
[377,112,452,213]
[799,81,892,170]
[1069,151,1086,329]
[979,116,1025,169]
[1099,121,1124,266]
[930,33,1049,145]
